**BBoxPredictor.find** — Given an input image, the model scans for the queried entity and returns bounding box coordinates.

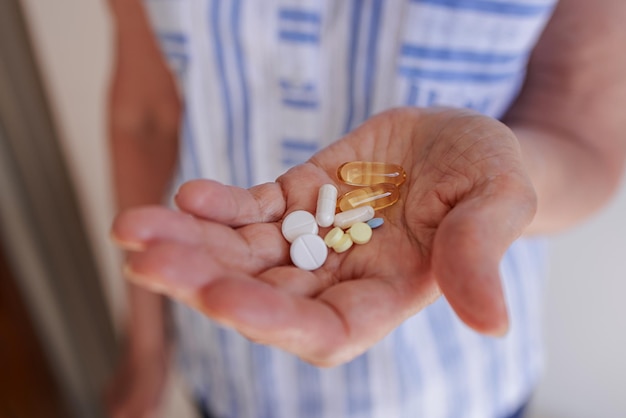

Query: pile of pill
[281,161,405,271]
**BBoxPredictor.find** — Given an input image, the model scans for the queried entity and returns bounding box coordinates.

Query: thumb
[432,179,536,336]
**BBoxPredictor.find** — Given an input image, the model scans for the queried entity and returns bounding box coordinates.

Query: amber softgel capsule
[337,161,406,186]
[337,183,400,212]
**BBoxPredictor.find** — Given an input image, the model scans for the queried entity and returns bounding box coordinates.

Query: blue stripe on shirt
[426,301,469,418]
[343,0,363,134]
[232,0,253,187]
[401,44,526,64]
[210,0,237,186]
[279,31,320,43]
[398,66,519,83]
[163,46,199,180]
[345,354,371,416]
[158,31,188,45]
[363,0,382,118]
[281,139,319,166]
[512,241,539,396]
[393,323,425,418]
[282,98,319,109]
[278,8,321,24]
[252,346,276,418]
[297,362,323,417]
[412,0,554,16]
[281,139,319,151]
[482,336,503,417]
[181,109,201,179]
[217,328,239,417]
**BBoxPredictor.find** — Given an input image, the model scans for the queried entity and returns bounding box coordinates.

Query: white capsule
[281,210,318,243]
[333,206,375,229]
[315,184,338,227]
[290,234,328,270]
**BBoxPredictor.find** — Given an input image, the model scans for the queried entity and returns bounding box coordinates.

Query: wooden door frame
[0,1,116,417]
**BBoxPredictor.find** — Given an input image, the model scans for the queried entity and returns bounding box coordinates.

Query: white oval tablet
[315,184,338,227]
[333,206,375,229]
[290,234,328,270]
[281,210,319,243]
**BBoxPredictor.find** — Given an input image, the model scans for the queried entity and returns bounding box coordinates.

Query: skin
[105,0,626,416]
[104,0,179,416]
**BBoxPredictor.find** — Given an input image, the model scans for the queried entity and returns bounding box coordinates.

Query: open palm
[112,107,536,366]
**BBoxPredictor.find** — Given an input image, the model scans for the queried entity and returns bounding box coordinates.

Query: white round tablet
[290,234,328,270]
[281,210,319,243]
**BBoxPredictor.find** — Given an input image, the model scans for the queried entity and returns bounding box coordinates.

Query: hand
[104,338,170,418]
[111,107,536,366]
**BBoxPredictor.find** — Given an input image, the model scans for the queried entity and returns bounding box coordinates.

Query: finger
[123,242,232,299]
[432,178,536,336]
[176,167,347,227]
[123,234,290,297]
[112,207,289,271]
[175,179,286,226]
[111,206,213,251]
[194,273,437,366]
[124,240,338,298]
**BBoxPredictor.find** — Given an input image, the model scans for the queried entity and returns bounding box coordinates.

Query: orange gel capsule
[337,161,406,186]
[337,184,400,212]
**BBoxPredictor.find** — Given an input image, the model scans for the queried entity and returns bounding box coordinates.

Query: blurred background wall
[17,0,626,417]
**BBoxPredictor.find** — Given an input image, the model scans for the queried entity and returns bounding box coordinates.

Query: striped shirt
[144,1,557,417]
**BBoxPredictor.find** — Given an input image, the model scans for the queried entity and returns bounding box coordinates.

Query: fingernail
[123,264,169,293]
[110,233,146,252]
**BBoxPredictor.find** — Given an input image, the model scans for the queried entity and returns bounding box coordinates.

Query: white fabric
[143,1,557,417]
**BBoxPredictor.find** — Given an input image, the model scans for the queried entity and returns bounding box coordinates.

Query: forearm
[504,0,626,235]
[512,124,623,235]
[107,0,181,348]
